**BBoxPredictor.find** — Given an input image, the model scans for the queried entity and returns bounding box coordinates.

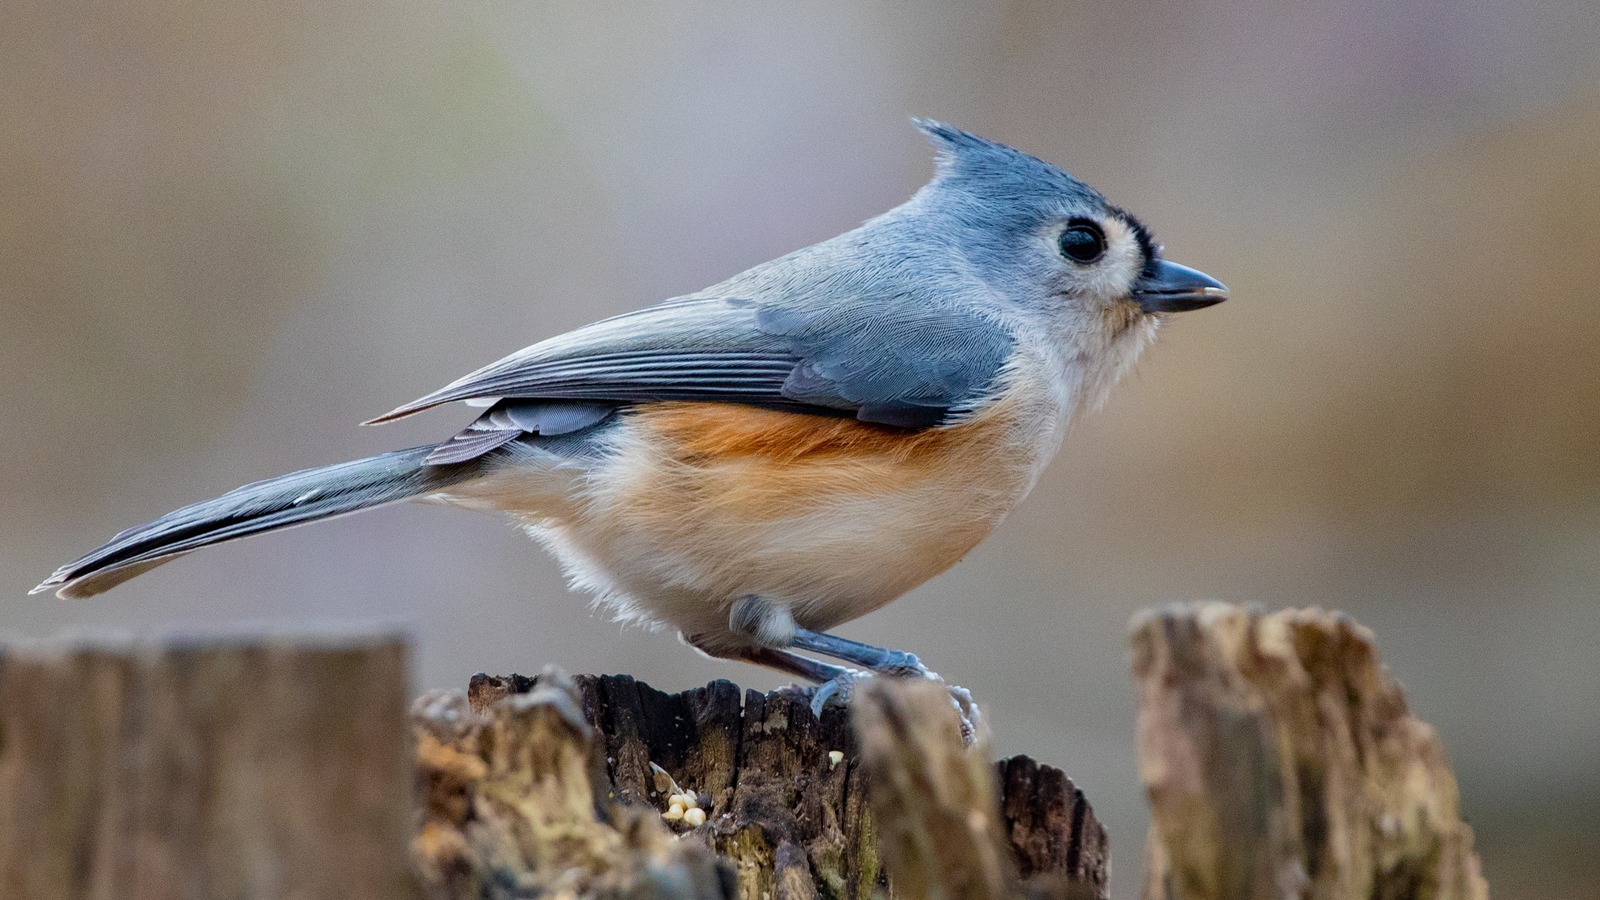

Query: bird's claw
[793,667,984,745]
[944,682,983,744]
[798,668,869,717]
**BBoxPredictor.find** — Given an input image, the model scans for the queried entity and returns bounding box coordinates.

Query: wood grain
[414,669,1111,900]
[0,631,416,900]
[1132,603,1489,900]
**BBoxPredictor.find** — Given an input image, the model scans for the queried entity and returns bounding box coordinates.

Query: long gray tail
[34,446,477,599]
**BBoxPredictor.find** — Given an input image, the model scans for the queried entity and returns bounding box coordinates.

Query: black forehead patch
[1107,204,1160,272]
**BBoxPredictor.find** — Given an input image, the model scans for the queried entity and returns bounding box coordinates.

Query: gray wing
[423,399,616,464]
[370,295,1014,434]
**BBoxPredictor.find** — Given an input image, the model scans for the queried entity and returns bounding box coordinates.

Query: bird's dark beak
[1133,259,1228,313]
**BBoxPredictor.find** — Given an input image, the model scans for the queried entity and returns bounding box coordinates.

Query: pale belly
[493,397,1061,653]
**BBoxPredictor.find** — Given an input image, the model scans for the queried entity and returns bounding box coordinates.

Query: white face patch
[1015,213,1163,415]
[1059,215,1144,305]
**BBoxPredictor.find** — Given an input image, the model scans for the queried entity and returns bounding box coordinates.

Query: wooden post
[853,677,1109,900]
[412,669,1111,899]
[1131,603,1489,900]
[0,631,417,900]
[1,601,1484,899]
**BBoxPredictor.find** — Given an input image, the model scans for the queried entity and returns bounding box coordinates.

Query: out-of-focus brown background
[4,2,1597,896]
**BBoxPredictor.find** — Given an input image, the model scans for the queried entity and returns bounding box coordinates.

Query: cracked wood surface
[412,670,1110,900]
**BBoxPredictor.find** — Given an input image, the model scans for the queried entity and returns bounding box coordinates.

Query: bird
[35,120,1226,706]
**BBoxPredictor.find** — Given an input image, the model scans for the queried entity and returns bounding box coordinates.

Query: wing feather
[368,293,1014,431]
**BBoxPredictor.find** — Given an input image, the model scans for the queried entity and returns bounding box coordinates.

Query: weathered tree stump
[1131,603,1489,900]
[411,670,1111,900]
[0,631,416,900]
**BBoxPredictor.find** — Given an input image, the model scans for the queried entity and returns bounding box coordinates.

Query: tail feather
[34,446,475,599]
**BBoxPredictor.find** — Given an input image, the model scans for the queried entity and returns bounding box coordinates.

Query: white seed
[683,807,707,827]
[662,802,685,821]
[828,750,844,768]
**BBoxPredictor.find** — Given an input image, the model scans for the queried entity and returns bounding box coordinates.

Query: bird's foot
[799,667,868,716]
[793,667,983,745]
[867,648,929,679]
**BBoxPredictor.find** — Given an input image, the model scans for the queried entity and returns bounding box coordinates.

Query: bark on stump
[1132,603,1489,900]
[411,670,1111,900]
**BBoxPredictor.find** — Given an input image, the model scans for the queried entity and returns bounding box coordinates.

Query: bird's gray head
[908,120,1226,346]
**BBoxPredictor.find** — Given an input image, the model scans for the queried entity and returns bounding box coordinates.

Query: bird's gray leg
[787,627,974,723]
[687,600,849,685]
[687,617,853,715]
[726,595,929,677]
[787,628,929,677]
[723,596,978,731]
[734,646,851,684]
[721,644,876,721]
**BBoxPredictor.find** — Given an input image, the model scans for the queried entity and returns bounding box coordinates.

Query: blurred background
[4,1,1597,896]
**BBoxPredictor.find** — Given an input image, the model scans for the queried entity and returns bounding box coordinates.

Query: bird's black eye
[1057,220,1106,264]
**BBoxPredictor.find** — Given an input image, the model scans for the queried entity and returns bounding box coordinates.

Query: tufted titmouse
[36,121,1225,699]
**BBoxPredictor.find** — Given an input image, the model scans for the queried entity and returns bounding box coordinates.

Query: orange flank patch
[628,402,1005,465]
[610,399,1033,527]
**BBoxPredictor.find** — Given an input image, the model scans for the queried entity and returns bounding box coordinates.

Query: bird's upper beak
[1132,259,1228,313]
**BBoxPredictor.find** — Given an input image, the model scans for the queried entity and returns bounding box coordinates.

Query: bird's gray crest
[912,118,1102,209]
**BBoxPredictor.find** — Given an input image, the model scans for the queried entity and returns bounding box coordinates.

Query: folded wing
[368,294,1014,437]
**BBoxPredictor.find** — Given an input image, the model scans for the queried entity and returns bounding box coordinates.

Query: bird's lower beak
[1133,259,1228,313]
